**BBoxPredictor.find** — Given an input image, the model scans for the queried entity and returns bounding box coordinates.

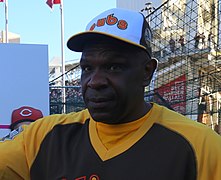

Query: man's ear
[143,58,158,86]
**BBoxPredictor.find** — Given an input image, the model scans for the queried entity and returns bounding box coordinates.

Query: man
[169,37,175,52]
[0,106,43,142]
[200,32,206,48]
[178,35,185,52]
[10,106,43,131]
[0,8,221,180]
[194,32,200,49]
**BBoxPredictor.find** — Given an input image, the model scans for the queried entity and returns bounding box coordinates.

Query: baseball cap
[67,8,152,58]
[10,106,43,130]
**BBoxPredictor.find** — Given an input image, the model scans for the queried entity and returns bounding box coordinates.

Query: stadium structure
[49,0,221,134]
[0,30,20,43]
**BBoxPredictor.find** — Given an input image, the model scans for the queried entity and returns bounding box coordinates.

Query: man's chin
[90,112,108,121]
[86,100,118,122]
[89,110,113,123]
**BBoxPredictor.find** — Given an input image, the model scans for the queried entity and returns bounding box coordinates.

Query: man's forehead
[81,48,126,62]
[81,45,135,60]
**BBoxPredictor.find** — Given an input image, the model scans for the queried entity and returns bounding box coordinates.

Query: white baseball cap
[67,8,153,58]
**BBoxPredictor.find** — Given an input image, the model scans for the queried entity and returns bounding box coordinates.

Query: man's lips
[89,97,111,102]
[87,97,113,109]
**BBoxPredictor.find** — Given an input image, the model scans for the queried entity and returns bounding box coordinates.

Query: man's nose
[87,70,108,89]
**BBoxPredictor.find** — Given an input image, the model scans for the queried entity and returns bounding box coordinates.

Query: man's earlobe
[143,64,152,86]
[143,58,158,86]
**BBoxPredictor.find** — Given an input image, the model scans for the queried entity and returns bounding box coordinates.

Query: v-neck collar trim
[89,104,158,161]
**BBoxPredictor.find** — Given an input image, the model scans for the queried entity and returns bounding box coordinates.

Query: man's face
[80,44,153,124]
[13,121,32,130]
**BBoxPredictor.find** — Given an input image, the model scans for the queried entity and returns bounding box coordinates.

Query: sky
[0,0,116,63]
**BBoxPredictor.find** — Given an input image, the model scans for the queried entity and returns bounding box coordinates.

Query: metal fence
[49,0,221,134]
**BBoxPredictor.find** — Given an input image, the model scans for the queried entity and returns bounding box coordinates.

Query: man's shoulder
[152,103,221,146]
[36,109,90,127]
[21,109,90,139]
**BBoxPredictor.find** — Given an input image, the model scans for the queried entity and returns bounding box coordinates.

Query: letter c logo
[20,108,32,117]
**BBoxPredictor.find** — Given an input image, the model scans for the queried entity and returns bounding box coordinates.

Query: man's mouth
[87,97,113,109]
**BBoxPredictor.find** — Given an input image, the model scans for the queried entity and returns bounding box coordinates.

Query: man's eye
[81,66,91,72]
[108,64,123,72]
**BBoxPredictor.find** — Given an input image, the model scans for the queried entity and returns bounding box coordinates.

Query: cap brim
[67,31,147,52]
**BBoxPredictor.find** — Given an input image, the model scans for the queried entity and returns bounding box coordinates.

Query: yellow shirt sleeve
[0,110,89,180]
[0,126,30,179]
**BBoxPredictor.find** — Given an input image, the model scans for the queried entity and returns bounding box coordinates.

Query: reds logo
[89,13,128,31]
[20,108,33,117]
